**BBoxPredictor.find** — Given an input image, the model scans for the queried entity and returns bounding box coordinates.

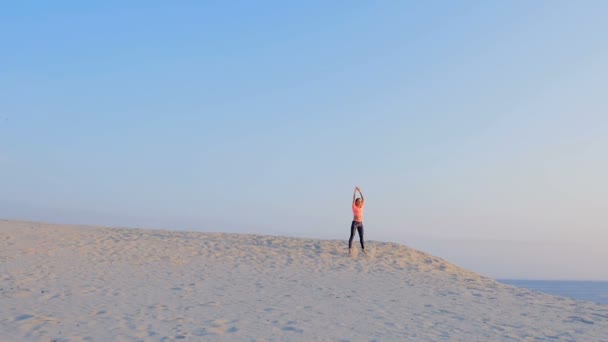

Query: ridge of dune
[2,219,607,341]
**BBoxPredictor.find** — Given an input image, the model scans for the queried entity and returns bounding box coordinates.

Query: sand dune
[1,220,607,341]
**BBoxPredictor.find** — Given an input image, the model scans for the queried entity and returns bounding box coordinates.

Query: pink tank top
[352,203,364,221]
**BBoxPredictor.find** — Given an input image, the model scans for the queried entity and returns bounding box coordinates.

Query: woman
[349,186,366,255]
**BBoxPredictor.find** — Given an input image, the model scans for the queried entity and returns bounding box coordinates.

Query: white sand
[1,220,607,341]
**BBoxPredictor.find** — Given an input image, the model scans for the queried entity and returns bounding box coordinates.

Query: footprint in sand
[282,326,303,333]
[278,320,303,333]
[566,316,594,325]
[193,319,239,336]
[15,314,34,321]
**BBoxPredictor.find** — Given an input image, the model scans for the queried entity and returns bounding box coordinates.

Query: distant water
[499,280,608,305]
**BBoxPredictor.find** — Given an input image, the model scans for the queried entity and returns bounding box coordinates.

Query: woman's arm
[353,187,358,205]
[357,187,365,204]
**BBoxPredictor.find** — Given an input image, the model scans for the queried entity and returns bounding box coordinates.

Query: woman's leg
[348,221,356,249]
[357,223,364,250]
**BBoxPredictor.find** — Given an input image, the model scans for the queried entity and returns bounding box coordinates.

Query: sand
[1,220,607,341]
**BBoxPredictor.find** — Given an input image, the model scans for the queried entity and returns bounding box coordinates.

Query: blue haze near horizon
[1,1,607,280]
[500,280,608,305]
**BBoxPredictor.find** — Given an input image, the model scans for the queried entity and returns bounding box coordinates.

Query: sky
[1,1,607,280]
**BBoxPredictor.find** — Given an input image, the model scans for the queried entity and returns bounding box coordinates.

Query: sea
[499,280,608,305]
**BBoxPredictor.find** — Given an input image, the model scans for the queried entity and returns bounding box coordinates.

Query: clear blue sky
[1,1,607,279]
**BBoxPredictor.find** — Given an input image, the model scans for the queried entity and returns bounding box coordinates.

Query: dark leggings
[349,221,364,249]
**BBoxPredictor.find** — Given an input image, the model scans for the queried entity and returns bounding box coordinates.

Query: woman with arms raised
[349,186,366,255]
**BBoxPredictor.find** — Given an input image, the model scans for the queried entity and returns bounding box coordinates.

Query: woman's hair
[355,198,361,206]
